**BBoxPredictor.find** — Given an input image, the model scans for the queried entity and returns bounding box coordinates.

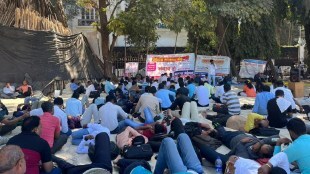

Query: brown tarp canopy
[0,26,105,89]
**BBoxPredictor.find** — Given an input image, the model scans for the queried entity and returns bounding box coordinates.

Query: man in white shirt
[211,82,225,103]
[272,80,296,110]
[1,83,18,99]
[81,81,96,106]
[65,92,83,129]
[99,95,129,134]
[151,80,159,89]
[207,59,217,86]
[193,81,210,107]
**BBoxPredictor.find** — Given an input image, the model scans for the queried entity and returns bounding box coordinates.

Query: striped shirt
[221,91,240,115]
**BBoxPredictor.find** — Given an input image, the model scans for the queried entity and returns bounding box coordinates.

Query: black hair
[154,124,167,134]
[72,92,80,99]
[199,81,204,86]
[41,101,53,112]
[276,80,284,87]
[262,85,270,92]
[275,89,284,97]
[158,83,165,89]
[71,78,75,83]
[170,85,175,89]
[150,86,157,94]
[132,81,137,86]
[53,97,64,105]
[145,86,151,93]
[107,77,111,81]
[223,83,231,92]
[162,81,167,86]
[245,80,253,89]
[22,116,40,132]
[287,118,306,136]
[179,81,185,88]
[106,95,116,103]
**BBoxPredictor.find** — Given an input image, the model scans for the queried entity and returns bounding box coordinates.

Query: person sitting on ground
[193,80,210,107]
[0,101,29,136]
[168,85,176,102]
[195,123,277,170]
[80,97,105,126]
[208,84,240,126]
[267,90,293,128]
[81,80,97,106]
[155,83,176,110]
[104,77,115,95]
[51,132,113,174]
[211,81,225,103]
[71,123,110,146]
[70,78,85,94]
[253,85,275,115]
[53,97,71,136]
[272,80,297,111]
[0,145,27,174]
[129,81,141,103]
[238,80,256,97]
[134,86,160,120]
[258,118,310,174]
[115,89,132,113]
[186,79,196,99]
[1,82,18,99]
[7,116,61,174]
[176,81,189,96]
[169,92,191,118]
[65,92,83,129]
[204,80,215,98]
[99,95,129,134]
[16,80,32,98]
[151,79,159,89]
[39,101,67,154]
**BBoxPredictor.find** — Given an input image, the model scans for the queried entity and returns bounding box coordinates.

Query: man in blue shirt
[259,118,310,174]
[156,83,176,110]
[70,79,85,94]
[104,78,115,95]
[187,79,196,99]
[252,85,274,115]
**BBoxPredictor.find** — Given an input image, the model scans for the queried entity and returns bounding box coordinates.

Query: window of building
[78,8,98,26]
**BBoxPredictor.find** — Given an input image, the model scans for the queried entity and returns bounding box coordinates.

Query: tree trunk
[98,0,112,77]
[54,0,68,27]
[174,32,178,54]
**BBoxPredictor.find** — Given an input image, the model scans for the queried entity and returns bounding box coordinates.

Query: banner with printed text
[195,55,231,75]
[239,59,267,78]
[146,53,195,77]
[125,62,139,74]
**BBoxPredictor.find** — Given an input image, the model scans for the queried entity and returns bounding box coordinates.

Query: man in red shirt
[40,101,68,154]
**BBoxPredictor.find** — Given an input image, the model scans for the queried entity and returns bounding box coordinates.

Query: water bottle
[215,156,223,174]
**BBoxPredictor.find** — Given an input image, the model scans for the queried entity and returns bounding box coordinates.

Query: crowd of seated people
[1,74,310,174]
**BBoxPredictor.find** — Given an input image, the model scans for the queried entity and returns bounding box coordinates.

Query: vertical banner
[195,55,231,75]
[125,62,139,75]
[239,59,267,78]
[146,53,195,77]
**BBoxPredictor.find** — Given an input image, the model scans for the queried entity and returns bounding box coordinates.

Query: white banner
[125,62,139,74]
[239,59,267,78]
[146,53,195,77]
[195,55,231,75]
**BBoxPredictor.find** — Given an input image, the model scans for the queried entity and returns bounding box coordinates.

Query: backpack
[123,144,153,161]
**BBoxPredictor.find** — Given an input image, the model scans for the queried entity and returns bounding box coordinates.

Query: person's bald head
[0,145,26,174]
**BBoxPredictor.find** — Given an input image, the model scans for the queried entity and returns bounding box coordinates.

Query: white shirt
[159,75,168,83]
[65,98,83,117]
[272,87,296,109]
[53,105,69,133]
[151,82,159,89]
[195,86,210,106]
[3,86,15,94]
[208,64,217,75]
[85,84,96,96]
[30,106,69,133]
[234,155,289,174]
[126,82,132,90]
[99,102,128,131]
[215,85,225,97]
[76,123,110,154]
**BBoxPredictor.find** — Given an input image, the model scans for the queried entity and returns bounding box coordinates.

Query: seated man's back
[65,93,82,117]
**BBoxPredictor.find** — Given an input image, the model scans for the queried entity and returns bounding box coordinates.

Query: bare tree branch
[109,0,124,21]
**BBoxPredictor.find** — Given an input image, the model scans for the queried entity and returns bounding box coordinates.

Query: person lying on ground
[52,132,113,174]
[116,126,148,150]
[0,101,29,136]
[194,123,277,170]
[7,116,61,174]
[258,118,310,174]
[225,113,269,133]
